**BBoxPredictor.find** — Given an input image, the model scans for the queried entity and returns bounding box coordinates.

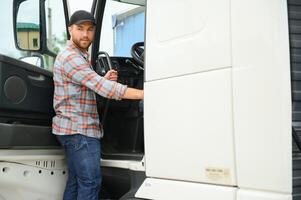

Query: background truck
[0,0,299,199]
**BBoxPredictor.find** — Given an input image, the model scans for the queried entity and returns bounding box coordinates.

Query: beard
[72,37,92,51]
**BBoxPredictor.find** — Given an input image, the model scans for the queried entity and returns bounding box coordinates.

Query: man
[52,10,143,200]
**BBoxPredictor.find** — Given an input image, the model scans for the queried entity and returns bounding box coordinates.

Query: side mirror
[20,54,45,68]
[14,0,41,51]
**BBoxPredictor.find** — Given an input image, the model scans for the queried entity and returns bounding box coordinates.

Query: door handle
[27,74,46,82]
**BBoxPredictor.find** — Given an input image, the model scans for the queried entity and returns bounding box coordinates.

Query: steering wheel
[131,42,144,67]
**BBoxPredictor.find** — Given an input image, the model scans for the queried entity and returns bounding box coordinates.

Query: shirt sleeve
[62,53,127,100]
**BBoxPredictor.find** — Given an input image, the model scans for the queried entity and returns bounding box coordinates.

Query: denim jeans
[57,134,101,200]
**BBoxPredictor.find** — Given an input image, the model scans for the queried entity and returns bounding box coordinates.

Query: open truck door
[0,0,69,199]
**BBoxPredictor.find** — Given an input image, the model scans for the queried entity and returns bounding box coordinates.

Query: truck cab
[0,0,299,199]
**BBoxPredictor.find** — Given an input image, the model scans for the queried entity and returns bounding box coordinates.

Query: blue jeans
[57,134,101,200]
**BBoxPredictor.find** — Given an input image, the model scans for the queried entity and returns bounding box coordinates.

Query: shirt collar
[67,40,90,61]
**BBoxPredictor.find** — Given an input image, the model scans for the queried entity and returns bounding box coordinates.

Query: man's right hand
[104,69,118,81]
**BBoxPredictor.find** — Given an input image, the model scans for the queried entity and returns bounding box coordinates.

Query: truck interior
[92,2,145,198]
[0,0,301,199]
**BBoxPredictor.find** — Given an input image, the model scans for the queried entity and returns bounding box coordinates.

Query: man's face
[69,22,95,51]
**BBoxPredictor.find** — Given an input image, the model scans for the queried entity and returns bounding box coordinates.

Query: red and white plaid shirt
[52,41,127,138]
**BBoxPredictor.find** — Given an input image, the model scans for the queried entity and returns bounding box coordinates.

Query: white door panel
[144,68,236,185]
[231,0,292,193]
[145,0,231,81]
[0,150,66,200]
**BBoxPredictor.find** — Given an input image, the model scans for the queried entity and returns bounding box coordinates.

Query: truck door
[0,0,69,199]
[0,0,69,148]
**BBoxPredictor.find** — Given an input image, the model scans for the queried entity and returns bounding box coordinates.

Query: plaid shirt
[52,41,127,138]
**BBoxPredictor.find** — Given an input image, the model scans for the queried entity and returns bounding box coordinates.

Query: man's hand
[122,88,144,100]
[104,69,118,81]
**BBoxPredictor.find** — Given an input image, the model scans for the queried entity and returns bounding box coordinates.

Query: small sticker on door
[205,167,231,184]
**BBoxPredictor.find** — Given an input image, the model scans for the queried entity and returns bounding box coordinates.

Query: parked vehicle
[0,0,299,199]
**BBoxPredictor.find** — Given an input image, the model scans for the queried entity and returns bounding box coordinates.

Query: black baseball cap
[69,10,96,26]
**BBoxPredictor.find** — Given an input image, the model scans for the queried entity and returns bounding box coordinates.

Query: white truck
[0,0,298,199]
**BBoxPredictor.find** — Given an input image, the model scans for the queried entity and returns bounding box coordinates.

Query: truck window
[96,0,145,159]
[99,0,145,57]
[44,0,67,71]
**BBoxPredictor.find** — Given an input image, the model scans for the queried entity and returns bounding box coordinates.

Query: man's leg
[57,134,101,200]
[74,135,101,200]
[57,135,79,200]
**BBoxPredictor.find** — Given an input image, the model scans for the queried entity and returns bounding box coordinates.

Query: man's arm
[104,70,143,99]
[122,88,144,100]
[103,70,143,100]
[62,54,127,100]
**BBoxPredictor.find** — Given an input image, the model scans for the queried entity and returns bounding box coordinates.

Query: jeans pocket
[60,134,87,155]
[85,137,101,155]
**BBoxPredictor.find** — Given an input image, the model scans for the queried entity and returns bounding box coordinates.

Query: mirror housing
[13,0,41,51]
